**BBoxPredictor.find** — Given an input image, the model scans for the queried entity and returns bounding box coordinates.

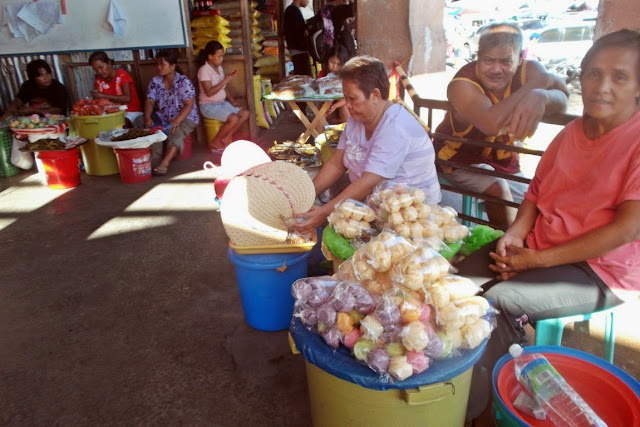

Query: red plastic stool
[175,134,193,161]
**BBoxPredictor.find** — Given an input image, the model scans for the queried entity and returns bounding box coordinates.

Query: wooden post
[277,0,285,79]
[240,0,258,139]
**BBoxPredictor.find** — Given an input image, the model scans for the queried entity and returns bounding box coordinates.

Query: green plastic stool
[534,307,616,363]
[439,176,484,225]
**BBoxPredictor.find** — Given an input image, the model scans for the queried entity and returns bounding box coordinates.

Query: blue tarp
[290,318,487,391]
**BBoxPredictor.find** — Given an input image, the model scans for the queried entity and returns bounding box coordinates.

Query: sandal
[153,165,168,176]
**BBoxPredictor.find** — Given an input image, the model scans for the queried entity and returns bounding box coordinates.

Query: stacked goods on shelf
[214,1,243,53]
[191,15,231,54]
[254,9,283,77]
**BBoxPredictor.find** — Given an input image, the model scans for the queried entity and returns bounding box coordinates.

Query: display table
[264,94,343,144]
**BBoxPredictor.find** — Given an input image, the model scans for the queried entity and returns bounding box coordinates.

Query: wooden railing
[407,88,578,229]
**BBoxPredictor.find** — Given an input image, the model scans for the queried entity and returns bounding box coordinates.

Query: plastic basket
[0,127,19,177]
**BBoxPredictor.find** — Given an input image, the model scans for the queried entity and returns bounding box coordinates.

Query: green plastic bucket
[72,111,124,176]
[0,127,19,177]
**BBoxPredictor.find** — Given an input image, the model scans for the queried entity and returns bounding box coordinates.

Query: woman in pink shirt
[197,41,249,151]
[461,30,640,420]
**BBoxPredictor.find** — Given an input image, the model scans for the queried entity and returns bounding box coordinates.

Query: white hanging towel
[106,0,126,35]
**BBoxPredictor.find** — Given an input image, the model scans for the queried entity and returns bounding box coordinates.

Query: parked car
[531,22,595,67]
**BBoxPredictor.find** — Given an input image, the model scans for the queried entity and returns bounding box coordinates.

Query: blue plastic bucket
[492,346,640,427]
[227,248,311,331]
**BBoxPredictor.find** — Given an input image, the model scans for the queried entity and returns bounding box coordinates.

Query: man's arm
[448,60,569,139]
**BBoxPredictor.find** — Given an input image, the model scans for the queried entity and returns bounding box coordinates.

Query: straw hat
[203,140,271,179]
[221,161,316,246]
[221,140,271,177]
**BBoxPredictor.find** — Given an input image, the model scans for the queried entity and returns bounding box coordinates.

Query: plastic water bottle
[509,344,607,427]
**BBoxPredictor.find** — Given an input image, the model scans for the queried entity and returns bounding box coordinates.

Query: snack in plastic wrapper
[389,355,413,381]
[353,338,376,361]
[390,245,452,291]
[329,199,377,239]
[461,318,494,349]
[374,296,401,326]
[386,341,405,356]
[330,282,357,312]
[406,350,430,374]
[400,321,430,352]
[295,304,318,327]
[380,324,402,344]
[343,328,362,349]
[292,276,337,308]
[367,347,391,374]
[350,283,376,314]
[437,296,491,332]
[317,303,337,326]
[360,314,384,340]
[322,327,342,348]
[427,275,482,308]
[336,312,355,335]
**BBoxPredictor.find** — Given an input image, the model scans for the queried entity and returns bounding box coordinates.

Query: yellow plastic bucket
[289,321,486,427]
[314,132,337,165]
[305,362,472,426]
[203,118,224,150]
[72,111,125,176]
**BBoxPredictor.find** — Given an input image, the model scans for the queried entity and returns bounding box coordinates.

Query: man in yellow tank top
[434,23,569,226]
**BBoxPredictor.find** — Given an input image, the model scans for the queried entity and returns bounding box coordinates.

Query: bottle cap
[509,343,523,357]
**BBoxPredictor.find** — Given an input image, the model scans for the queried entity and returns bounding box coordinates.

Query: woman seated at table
[5,59,68,116]
[459,29,640,420]
[89,50,143,128]
[293,55,441,235]
[137,49,199,176]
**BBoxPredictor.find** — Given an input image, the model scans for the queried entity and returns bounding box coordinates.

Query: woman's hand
[143,116,153,128]
[490,232,526,280]
[292,205,330,236]
[91,90,104,99]
[489,245,542,280]
[168,117,182,133]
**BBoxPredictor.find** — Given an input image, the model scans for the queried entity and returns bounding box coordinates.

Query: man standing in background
[284,0,312,76]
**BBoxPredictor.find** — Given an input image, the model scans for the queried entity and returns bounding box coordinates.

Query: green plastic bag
[459,225,504,257]
[439,241,462,260]
[323,225,356,260]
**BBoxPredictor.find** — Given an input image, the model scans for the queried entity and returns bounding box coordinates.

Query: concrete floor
[1,108,639,425]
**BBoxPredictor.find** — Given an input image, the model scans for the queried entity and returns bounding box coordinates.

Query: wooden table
[264,94,343,144]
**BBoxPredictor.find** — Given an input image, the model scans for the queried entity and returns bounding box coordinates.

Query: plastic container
[203,118,224,150]
[289,319,488,426]
[114,148,151,184]
[509,344,605,426]
[72,111,124,176]
[0,127,19,177]
[174,133,193,161]
[36,149,81,189]
[227,248,311,331]
[493,346,640,427]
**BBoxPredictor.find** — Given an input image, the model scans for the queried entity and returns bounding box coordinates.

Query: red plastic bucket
[115,148,151,184]
[175,134,192,161]
[38,149,81,189]
[492,346,640,427]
